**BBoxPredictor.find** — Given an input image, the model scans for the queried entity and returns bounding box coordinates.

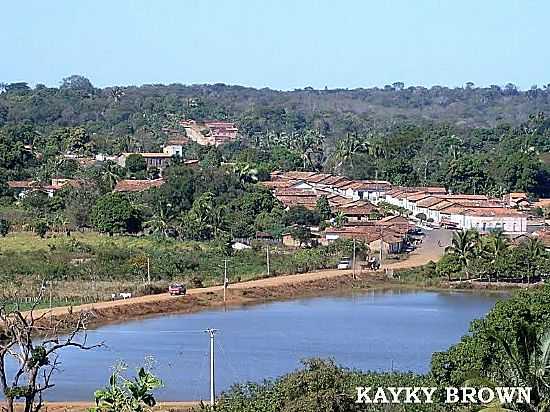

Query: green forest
[0,76,549,199]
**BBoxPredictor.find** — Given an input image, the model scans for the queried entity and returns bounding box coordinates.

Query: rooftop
[114,178,166,193]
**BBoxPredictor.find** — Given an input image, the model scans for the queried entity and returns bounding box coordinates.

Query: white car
[337,259,352,270]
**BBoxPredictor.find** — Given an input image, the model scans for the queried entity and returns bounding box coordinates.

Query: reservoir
[44,289,502,401]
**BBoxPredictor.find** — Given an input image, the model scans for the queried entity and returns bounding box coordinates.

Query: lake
[43,289,502,401]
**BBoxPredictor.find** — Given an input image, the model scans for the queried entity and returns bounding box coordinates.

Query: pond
[43,289,502,401]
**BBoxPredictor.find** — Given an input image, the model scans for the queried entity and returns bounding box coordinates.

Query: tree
[482,230,509,281]
[60,75,95,95]
[125,154,147,175]
[90,365,162,412]
[34,221,48,238]
[284,206,320,227]
[288,129,324,170]
[144,203,173,238]
[289,225,312,247]
[445,229,480,280]
[233,163,258,185]
[64,186,100,228]
[91,193,142,235]
[436,253,462,281]
[0,289,100,412]
[100,161,125,190]
[332,211,348,228]
[523,238,546,283]
[331,133,367,172]
[315,195,332,221]
[487,323,550,411]
[415,212,427,223]
[0,218,10,237]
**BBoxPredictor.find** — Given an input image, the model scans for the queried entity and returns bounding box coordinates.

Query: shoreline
[13,271,521,410]
[36,269,519,331]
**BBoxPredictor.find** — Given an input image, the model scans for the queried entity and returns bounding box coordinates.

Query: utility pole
[352,238,356,279]
[223,259,228,303]
[147,257,151,284]
[49,282,53,326]
[266,245,270,277]
[379,224,383,267]
[205,328,218,407]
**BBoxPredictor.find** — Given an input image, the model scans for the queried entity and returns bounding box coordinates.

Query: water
[41,290,501,401]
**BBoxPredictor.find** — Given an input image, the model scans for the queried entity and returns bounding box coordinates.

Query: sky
[1,0,548,90]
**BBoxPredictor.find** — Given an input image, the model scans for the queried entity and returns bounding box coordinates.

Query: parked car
[168,284,187,296]
[337,258,352,270]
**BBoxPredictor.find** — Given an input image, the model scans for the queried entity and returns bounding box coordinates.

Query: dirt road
[31,229,452,322]
[4,401,198,412]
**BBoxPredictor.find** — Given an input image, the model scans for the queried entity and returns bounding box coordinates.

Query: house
[272,187,350,210]
[377,215,411,233]
[184,159,200,168]
[444,207,528,234]
[163,138,188,157]
[336,200,377,222]
[95,154,118,162]
[7,179,81,198]
[533,199,550,209]
[114,178,166,193]
[266,171,391,202]
[117,153,173,171]
[179,120,239,146]
[503,192,530,208]
[324,224,406,254]
[282,230,323,247]
[273,188,319,209]
[204,121,239,145]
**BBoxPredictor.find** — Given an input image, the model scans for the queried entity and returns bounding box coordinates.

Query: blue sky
[1,0,547,90]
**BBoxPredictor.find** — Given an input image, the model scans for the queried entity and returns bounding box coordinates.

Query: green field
[0,231,349,308]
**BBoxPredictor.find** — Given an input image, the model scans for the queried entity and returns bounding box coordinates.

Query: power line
[85,330,208,335]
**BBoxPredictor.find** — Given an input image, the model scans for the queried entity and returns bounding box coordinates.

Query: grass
[0,231,347,309]
[0,231,205,253]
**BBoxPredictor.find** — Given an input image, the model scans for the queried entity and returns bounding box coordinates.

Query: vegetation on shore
[196,285,550,411]
[398,229,550,286]
[0,230,362,309]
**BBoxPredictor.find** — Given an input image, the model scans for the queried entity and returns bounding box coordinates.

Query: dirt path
[30,229,452,322]
[4,401,198,412]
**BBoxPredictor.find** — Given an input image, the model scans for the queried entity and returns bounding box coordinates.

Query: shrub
[0,218,10,237]
[34,221,49,238]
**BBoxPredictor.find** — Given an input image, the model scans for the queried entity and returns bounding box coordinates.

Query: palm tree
[288,129,324,170]
[332,211,348,228]
[483,230,509,282]
[145,207,171,238]
[366,133,387,160]
[211,205,228,238]
[446,229,480,280]
[101,161,123,190]
[233,163,258,185]
[524,238,545,284]
[332,133,367,172]
[484,323,550,411]
[110,86,124,103]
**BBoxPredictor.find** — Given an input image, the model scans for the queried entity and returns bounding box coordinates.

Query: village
[5,116,550,271]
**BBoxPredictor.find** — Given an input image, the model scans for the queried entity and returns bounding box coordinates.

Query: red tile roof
[114,179,166,193]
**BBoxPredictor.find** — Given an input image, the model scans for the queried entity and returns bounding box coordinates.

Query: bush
[0,218,10,237]
[34,221,48,238]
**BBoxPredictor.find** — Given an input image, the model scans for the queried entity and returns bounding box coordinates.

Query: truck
[337,257,352,270]
[168,284,187,296]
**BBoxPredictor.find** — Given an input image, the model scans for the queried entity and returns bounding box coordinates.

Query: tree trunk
[24,396,34,412]
[5,397,14,412]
